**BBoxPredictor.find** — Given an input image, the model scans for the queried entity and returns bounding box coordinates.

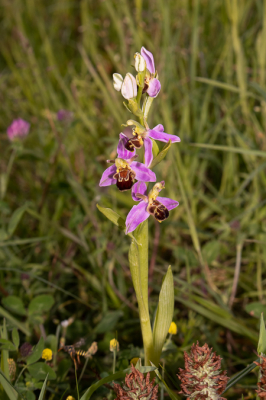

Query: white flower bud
[121,73,137,99]
[113,73,123,91]
[134,52,145,72]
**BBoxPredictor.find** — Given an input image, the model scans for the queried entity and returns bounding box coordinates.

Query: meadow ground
[1,0,266,399]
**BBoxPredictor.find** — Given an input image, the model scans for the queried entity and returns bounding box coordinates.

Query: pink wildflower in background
[7,118,30,141]
[57,109,73,122]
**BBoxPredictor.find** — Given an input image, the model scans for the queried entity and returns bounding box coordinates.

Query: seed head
[254,354,266,398]
[114,364,158,400]
[178,342,229,400]
[8,359,16,381]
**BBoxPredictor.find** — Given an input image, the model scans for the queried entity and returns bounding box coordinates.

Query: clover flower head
[114,364,158,400]
[125,181,179,233]
[20,342,32,358]
[254,354,266,398]
[125,121,181,167]
[110,338,119,352]
[99,133,156,192]
[42,348,53,361]
[8,359,16,381]
[178,342,229,400]
[168,322,177,335]
[57,109,73,122]
[140,47,161,98]
[7,118,30,141]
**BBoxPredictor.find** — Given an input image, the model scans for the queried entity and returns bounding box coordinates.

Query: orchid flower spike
[99,134,156,192]
[121,73,137,100]
[125,121,181,167]
[125,181,179,233]
[141,47,161,98]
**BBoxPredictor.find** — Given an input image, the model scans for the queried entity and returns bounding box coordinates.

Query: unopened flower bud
[134,52,145,72]
[168,321,177,335]
[110,338,119,352]
[113,73,123,92]
[121,73,137,99]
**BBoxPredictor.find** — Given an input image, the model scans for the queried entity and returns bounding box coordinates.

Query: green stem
[129,220,155,366]
[1,148,17,200]
[75,364,80,400]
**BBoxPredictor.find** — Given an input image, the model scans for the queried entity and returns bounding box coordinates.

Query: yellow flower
[66,397,75,400]
[130,357,140,366]
[110,338,119,352]
[168,322,177,335]
[42,348,53,361]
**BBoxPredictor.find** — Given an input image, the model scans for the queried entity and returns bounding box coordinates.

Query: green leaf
[2,296,26,316]
[97,204,134,239]
[27,362,56,381]
[28,295,54,315]
[152,266,174,364]
[191,142,266,158]
[151,139,159,158]
[0,229,8,241]
[80,366,156,400]
[37,374,48,400]
[97,204,125,229]
[0,369,18,400]
[94,311,123,334]
[0,306,30,336]
[150,140,172,169]
[258,313,266,354]
[150,363,179,400]
[12,329,20,349]
[202,240,220,264]
[0,339,16,351]
[26,337,44,365]
[245,302,266,319]
[8,203,29,237]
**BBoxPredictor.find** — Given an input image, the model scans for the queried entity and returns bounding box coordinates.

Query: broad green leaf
[0,369,18,400]
[8,203,29,237]
[0,339,16,351]
[97,204,134,239]
[149,140,171,169]
[94,311,123,334]
[258,313,266,354]
[202,240,220,264]
[28,295,54,315]
[2,296,26,316]
[12,329,19,349]
[27,362,56,381]
[0,306,30,336]
[27,337,44,365]
[44,335,57,356]
[80,366,156,400]
[153,266,174,364]
[97,204,125,228]
[150,363,179,400]
[245,303,266,319]
[37,374,48,400]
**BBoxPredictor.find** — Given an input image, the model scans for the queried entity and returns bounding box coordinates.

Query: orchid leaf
[150,140,171,169]
[258,313,266,354]
[97,205,134,239]
[152,266,174,365]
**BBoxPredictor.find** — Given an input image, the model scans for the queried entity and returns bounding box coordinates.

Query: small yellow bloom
[130,357,140,366]
[168,322,177,335]
[110,338,119,352]
[66,397,75,400]
[42,348,53,361]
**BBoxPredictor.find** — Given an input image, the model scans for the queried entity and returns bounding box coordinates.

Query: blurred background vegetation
[1,0,266,398]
